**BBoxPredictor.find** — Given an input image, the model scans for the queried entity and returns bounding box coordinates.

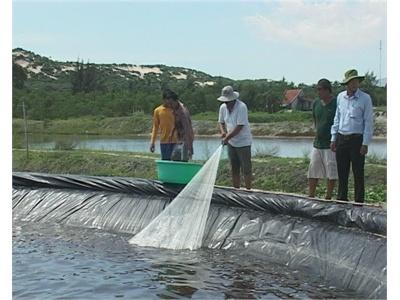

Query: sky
[12,0,387,85]
[3,0,400,298]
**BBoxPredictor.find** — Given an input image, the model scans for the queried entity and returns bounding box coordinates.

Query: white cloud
[245,0,386,50]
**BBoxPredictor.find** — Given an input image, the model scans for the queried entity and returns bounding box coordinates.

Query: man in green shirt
[307,78,338,199]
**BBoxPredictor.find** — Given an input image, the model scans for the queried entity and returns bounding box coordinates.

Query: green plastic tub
[156,160,203,184]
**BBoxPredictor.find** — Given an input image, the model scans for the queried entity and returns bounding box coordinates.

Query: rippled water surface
[13,221,360,299]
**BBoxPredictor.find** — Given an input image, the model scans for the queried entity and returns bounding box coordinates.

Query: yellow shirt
[150,105,178,144]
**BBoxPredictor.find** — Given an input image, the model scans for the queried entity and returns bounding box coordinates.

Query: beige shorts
[307,148,338,180]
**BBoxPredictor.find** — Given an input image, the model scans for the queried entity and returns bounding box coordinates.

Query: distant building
[281,89,312,111]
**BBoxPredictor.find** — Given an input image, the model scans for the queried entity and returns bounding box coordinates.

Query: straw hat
[217,85,239,102]
[341,69,365,85]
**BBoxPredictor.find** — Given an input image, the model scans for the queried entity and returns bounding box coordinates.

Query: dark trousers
[227,144,252,176]
[335,134,365,203]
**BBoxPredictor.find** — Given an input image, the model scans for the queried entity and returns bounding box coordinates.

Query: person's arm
[223,125,244,143]
[312,100,316,128]
[219,123,227,137]
[361,94,374,155]
[330,96,340,152]
[218,105,227,138]
[150,109,159,152]
[184,106,194,155]
[330,95,340,152]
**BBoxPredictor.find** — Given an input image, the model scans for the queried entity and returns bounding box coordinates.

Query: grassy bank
[12,114,152,136]
[13,149,386,205]
[12,109,386,137]
[12,110,316,137]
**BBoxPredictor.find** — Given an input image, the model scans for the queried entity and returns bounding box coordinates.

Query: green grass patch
[13,149,386,205]
[192,111,218,121]
[13,149,158,178]
[248,110,313,123]
[192,110,313,123]
[13,112,152,135]
[12,111,385,138]
[374,106,387,112]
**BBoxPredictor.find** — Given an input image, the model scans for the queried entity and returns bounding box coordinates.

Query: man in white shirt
[330,69,374,203]
[217,85,253,190]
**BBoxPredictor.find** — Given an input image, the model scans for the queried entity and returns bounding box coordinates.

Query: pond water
[13,221,360,299]
[25,134,387,160]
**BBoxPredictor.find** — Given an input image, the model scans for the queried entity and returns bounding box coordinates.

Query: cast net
[129,145,223,250]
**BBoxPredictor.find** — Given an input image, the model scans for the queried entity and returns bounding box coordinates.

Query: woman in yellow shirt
[149,91,178,160]
[150,89,194,161]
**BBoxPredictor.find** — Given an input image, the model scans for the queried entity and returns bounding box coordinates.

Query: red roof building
[282,89,312,111]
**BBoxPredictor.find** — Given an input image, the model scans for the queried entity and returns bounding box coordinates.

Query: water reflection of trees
[154,263,199,298]
[224,266,256,299]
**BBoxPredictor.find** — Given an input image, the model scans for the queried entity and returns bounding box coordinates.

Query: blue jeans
[160,143,176,160]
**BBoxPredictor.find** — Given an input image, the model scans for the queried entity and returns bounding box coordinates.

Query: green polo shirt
[312,97,337,149]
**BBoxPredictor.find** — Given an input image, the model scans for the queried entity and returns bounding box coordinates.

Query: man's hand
[330,141,336,152]
[360,145,368,155]
[222,134,230,145]
[220,132,227,145]
[150,143,155,153]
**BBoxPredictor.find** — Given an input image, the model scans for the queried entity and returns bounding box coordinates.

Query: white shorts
[307,148,338,180]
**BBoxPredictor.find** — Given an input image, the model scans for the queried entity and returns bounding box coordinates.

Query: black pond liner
[12,172,386,299]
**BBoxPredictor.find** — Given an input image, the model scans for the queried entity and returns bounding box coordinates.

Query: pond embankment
[12,112,387,138]
[12,149,387,204]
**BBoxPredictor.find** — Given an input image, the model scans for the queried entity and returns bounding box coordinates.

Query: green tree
[264,91,282,113]
[71,60,105,94]
[361,71,386,106]
[13,63,27,89]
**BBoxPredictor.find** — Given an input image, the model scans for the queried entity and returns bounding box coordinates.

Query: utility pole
[22,100,29,159]
[379,40,382,87]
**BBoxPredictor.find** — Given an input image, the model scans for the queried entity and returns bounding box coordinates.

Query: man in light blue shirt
[330,69,374,203]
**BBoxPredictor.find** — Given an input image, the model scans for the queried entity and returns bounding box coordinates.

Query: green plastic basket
[156,160,203,184]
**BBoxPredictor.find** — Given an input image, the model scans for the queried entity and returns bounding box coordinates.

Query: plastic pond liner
[12,172,386,299]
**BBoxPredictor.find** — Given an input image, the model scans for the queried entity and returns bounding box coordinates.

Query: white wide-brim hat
[217,85,239,102]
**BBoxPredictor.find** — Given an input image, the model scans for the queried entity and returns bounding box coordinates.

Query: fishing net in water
[129,145,223,250]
